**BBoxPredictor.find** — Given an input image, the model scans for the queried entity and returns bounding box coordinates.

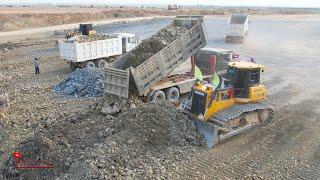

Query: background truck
[103,16,234,102]
[225,14,249,43]
[168,4,178,10]
[59,32,140,70]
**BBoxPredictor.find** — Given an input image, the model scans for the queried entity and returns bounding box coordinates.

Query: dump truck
[182,61,274,147]
[59,32,140,70]
[103,16,234,102]
[168,4,178,10]
[104,16,207,100]
[225,14,249,43]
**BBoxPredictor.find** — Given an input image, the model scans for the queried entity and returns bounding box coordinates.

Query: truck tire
[150,90,165,103]
[85,61,95,68]
[95,59,107,69]
[70,63,77,71]
[165,87,180,101]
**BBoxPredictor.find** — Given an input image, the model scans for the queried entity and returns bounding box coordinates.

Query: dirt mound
[113,102,204,147]
[121,25,187,69]
[53,68,104,97]
[2,102,204,179]
[92,94,143,115]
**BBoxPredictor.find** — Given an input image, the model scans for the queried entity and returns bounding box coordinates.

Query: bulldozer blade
[193,119,219,148]
[219,124,252,141]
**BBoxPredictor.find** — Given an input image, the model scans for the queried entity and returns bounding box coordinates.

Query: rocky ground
[2,102,205,179]
[0,15,320,179]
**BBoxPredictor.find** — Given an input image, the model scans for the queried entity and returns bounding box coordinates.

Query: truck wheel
[150,90,165,103]
[85,61,95,68]
[70,63,77,71]
[165,87,180,101]
[96,59,107,69]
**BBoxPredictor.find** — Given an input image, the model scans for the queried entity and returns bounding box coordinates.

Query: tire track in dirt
[169,99,320,179]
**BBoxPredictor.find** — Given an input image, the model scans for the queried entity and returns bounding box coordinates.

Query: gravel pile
[121,25,187,69]
[67,34,118,43]
[3,102,204,179]
[53,68,104,97]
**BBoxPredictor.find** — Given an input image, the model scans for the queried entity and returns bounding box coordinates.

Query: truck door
[235,70,250,98]
[122,37,127,54]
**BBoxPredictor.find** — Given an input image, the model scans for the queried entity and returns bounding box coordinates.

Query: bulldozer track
[211,102,274,123]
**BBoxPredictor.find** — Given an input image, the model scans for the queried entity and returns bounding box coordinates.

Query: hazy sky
[1,0,320,8]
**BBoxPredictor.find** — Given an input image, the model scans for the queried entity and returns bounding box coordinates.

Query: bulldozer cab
[227,62,265,99]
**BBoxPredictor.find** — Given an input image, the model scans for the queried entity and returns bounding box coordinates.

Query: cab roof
[114,32,136,37]
[199,47,233,55]
[228,61,264,70]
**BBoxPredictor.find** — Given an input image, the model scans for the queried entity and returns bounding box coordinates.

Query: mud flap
[193,119,219,148]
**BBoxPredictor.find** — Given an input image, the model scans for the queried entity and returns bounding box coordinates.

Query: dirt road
[0,16,164,41]
[0,15,320,179]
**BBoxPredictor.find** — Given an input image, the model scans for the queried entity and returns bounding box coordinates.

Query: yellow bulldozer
[182,61,274,147]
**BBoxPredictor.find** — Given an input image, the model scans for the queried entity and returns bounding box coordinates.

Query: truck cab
[193,47,234,75]
[115,33,140,53]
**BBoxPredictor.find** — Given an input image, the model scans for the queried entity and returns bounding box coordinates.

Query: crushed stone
[121,25,187,69]
[53,68,104,97]
[66,34,118,43]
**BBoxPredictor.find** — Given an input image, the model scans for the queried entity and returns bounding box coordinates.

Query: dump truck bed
[107,16,207,98]
[59,36,123,62]
[226,14,249,37]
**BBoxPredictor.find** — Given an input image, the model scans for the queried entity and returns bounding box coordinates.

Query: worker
[232,53,239,61]
[34,57,40,74]
[250,57,256,63]
[194,65,203,81]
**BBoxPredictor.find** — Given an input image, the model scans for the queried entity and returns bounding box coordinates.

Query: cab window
[249,69,260,84]
[128,37,137,43]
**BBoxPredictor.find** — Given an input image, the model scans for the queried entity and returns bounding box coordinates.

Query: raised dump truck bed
[106,16,207,99]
